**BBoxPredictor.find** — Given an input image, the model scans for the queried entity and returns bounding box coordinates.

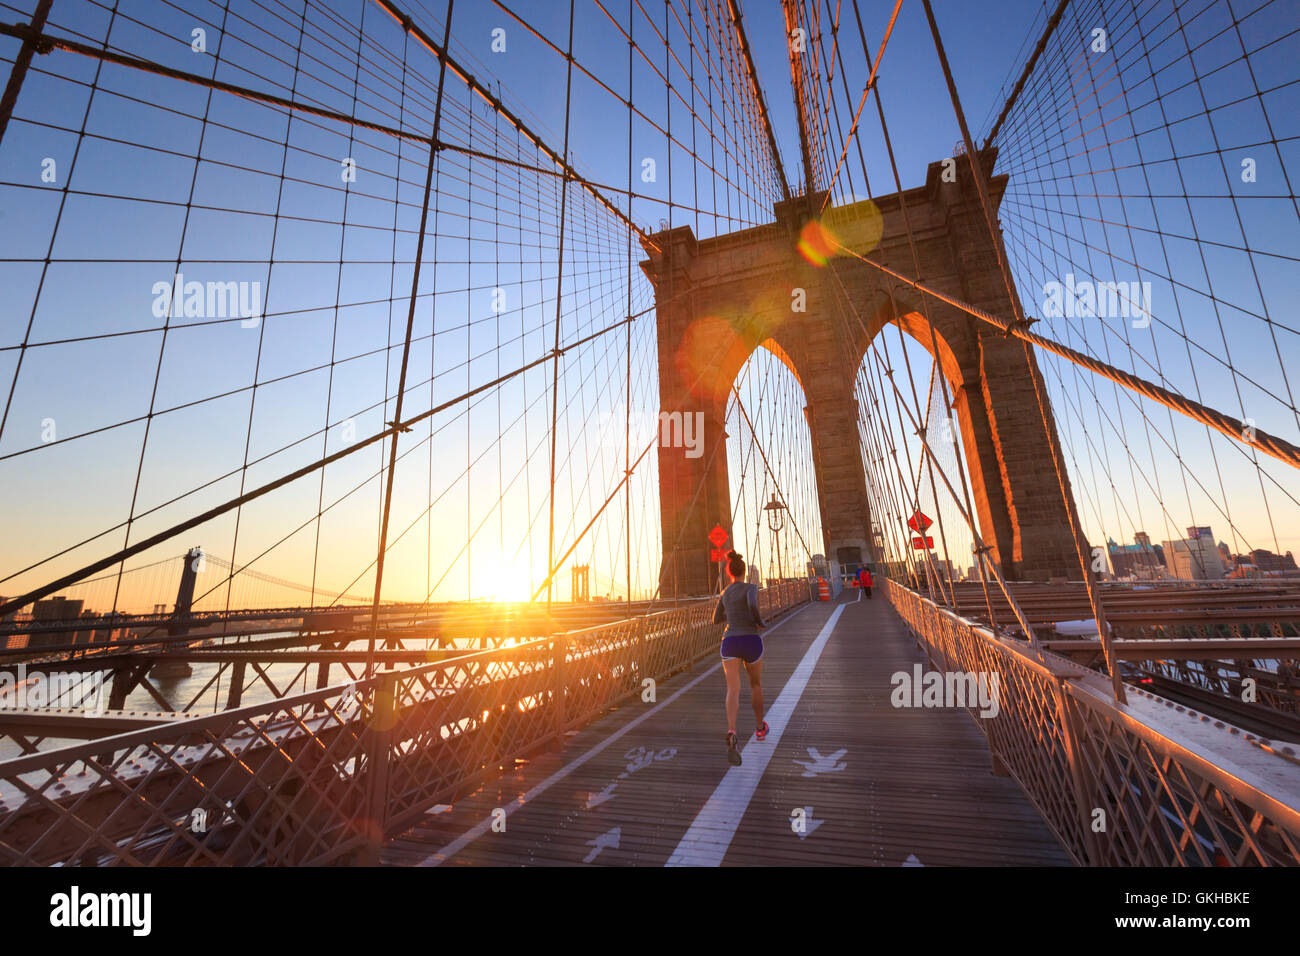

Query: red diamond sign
[907,510,933,533]
[708,524,729,547]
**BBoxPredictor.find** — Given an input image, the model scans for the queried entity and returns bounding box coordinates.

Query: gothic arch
[643,160,1084,596]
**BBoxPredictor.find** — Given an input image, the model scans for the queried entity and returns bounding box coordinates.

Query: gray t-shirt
[713,582,763,637]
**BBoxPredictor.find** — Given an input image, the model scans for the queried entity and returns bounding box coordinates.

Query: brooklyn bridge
[0,0,1297,869]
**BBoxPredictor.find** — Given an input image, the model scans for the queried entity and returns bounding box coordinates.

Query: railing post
[225,661,245,709]
[552,633,568,749]
[107,666,131,710]
[1051,676,1101,866]
[357,674,396,866]
[636,616,647,682]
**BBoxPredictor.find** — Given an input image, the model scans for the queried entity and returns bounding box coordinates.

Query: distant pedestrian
[712,550,768,766]
[857,566,873,598]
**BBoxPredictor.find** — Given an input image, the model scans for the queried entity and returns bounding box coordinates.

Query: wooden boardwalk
[382,591,1072,866]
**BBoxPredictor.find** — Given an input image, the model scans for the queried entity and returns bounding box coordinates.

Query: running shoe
[725,731,742,765]
[755,720,769,741]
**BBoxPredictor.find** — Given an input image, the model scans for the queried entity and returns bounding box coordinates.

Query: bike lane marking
[417,600,817,866]
[665,603,847,867]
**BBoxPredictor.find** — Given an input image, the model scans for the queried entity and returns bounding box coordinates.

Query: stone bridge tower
[642,152,1083,597]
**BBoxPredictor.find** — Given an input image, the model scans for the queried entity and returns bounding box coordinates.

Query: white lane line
[665,603,847,867]
[417,601,817,867]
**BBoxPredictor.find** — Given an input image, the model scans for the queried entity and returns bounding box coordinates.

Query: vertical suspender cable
[366,0,456,679]
[919,0,1124,702]
[546,0,578,610]
[626,0,635,611]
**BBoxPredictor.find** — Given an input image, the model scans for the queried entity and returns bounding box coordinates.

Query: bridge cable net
[793,0,1300,694]
[773,0,1014,630]
[984,0,1300,592]
[779,0,981,623]
[801,0,1300,590]
[785,0,1300,867]
[0,0,789,672]
[726,343,824,588]
[0,0,1294,869]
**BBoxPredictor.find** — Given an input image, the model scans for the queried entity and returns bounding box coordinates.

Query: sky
[983,0,1300,568]
[0,0,1294,613]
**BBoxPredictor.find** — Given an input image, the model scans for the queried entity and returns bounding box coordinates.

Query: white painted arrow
[902,853,924,867]
[793,806,824,840]
[793,747,847,777]
[586,782,618,809]
[583,827,621,863]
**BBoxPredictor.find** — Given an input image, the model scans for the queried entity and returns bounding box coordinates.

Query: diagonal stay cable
[817,0,900,212]
[725,0,791,201]
[372,0,655,249]
[365,0,456,677]
[0,305,649,619]
[728,384,816,565]
[827,239,1300,472]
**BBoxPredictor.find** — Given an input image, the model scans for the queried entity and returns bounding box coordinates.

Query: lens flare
[797,200,884,266]
[797,219,837,267]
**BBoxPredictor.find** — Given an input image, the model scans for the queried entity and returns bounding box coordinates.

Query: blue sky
[0,0,1294,610]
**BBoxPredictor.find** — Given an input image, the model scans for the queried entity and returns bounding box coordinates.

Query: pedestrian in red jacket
[857,567,873,598]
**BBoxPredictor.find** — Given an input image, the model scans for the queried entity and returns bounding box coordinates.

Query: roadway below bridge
[382,589,1069,866]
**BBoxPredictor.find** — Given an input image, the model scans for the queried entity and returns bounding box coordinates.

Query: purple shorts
[720,634,764,664]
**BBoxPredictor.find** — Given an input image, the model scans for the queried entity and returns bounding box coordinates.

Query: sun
[480,552,537,603]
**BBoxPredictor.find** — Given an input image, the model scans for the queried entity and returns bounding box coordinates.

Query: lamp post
[764,493,788,585]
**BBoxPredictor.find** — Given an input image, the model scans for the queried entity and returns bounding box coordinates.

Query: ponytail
[727,550,746,579]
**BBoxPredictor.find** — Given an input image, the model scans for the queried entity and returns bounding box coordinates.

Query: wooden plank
[381,593,1070,866]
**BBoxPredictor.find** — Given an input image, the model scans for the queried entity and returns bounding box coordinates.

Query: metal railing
[0,600,683,724]
[884,578,1300,866]
[1144,658,1300,716]
[0,582,808,865]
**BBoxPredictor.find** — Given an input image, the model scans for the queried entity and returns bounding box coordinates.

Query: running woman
[712,550,768,765]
